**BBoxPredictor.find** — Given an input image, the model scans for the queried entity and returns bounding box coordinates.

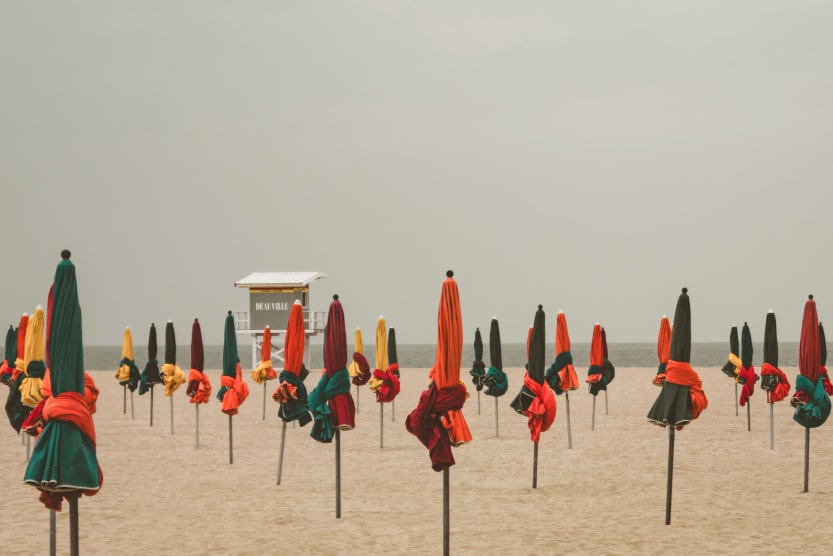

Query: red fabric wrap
[187,369,212,404]
[760,362,791,403]
[44,391,96,446]
[405,382,467,471]
[665,360,708,424]
[351,352,371,385]
[521,372,556,442]
[22,398,47,436]
[372,368,401,403]
[738,365,756,406]
[220,363,249,416]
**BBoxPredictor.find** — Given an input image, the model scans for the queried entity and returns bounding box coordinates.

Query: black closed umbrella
[139,323,162,426]
[483,318,508,437]
[721,325,741,416]
[469,328,486,414]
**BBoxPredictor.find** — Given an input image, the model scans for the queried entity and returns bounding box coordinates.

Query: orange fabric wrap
[84,373,99,415]
[187,369,212,404]
[220,363,249,415]
[760,362,790,403]
[43,391,96,444]
[521,372,556,442]
[665,360,708,422]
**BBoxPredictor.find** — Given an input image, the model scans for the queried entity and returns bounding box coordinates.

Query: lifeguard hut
[233,272,328,369]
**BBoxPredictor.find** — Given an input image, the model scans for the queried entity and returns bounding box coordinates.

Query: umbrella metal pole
[380,403,384,449]
[195,404,200,449]
[566,393,573,449]
[50,509,56,556]
[277,420,287,485]
[26,434,30,461]
[355,385,359,414]
[605,389,608,415]
[262,383,267,421]
[734,382,738,416]
[495,396,499,437]
[746,400,751,432]
[123,385,127,414]
[392,399,395,422]
[804,427,809,493]
[150,387,154,427]
[477,391,481,415]
[130,391,134,419]
[769,402,774,450]
[228,415,233,465]
[170,395,174,435]
[69,492,79,556]
[666,425,675,526]
[532,441,539,489]
[335,429,341,519]
[443,468,450,556]
[591,396,596,431]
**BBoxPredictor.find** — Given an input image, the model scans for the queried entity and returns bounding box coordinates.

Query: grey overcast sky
[2,2,832,346]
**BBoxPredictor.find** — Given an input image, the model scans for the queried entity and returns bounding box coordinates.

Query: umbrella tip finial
[744,321,748,325]
[167,318,173,323]
[538,304,543,310]
[662,314,667,319]
[379,314,384,319]
[446,270,453,277]
[35,304,42,311]
[194,318,198,322]
[125,325,130,330]
[293,300,302,305]
[809,294,814,300]
[333,294,338,300]
[682,287,688,294]
[558,310,564,314]
[492,316,497,320]
[227,310,232,315]
[768,308,773,313]
[60,249,71,260]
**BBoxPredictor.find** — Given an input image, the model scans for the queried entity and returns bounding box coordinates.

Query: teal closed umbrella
[23,250,101,554]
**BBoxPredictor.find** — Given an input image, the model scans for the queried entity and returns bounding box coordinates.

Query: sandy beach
[2,366,832,555]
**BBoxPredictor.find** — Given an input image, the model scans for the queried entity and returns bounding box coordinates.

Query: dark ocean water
[68,341,802,371]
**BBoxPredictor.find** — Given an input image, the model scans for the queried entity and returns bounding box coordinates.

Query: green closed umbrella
[483,318,508,437]
[24,250,101,555]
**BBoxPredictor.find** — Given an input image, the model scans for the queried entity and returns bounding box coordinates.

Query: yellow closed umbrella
[368,316,399,447]
[115,327,140,417]
[20,306,46,409]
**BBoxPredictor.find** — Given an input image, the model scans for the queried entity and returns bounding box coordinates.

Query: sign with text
[249,288,307,331]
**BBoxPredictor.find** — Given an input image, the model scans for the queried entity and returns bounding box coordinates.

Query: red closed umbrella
[791,295,831,492]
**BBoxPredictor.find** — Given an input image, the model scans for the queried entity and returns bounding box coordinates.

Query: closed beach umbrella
[308,294,356,443]
[405,270,471,555]
[272,301,311,425]
[20,306,47,409]
[24,250,101,556]
[469,328,486,414]
[273,301,311,484]
[601,327,615,415]
[721,325,741,416]
[792,295,831,492]
[546,311,580,394]
[509,304,555,488]
[186,318,211,449]
[388,326,401,421]
[483,318,508,437]
[114,327,140,416]
[5,314,32,433]
[760,311,790,449]
[586,323,605,430]
[646,287,708,525]
[347,327,370,413]
[369,316,399,447]
[0,325,16,384]
[217,311,249,464]
[162,320,186,435]
[738,322,758,414]
[307,295,356,518]
[653,316,671,386]
[186,319,211,403]
[139,323,162,426]
[251,325,278,420]
[819,323,832,394]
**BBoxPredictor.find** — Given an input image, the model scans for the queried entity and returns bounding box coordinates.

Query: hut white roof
[234,272,327,289]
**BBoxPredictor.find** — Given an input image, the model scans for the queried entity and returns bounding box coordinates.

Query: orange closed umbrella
[653,316,671,387]
[586,323,605,431]
[406,271,471,555]
[546,311,579,448]
[273,301,311,484]
[251,326,278,421]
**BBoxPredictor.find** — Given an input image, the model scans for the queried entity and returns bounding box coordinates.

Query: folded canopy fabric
[546,311,579,394]
[792,296,831,428]
[653,316,671,387]
[217,312,249,416]
[139,323,162,395]
[738,322,757,407]
[483,318,508,397]
[20,307,47,408]
[186,319,211,404]
[510,305,556,441]
[273,302,311,426]
[369,317,400,403]
[348,328,371,386]
[162,321,186,396]
[251,326,278,385]
[469,328,486,391]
